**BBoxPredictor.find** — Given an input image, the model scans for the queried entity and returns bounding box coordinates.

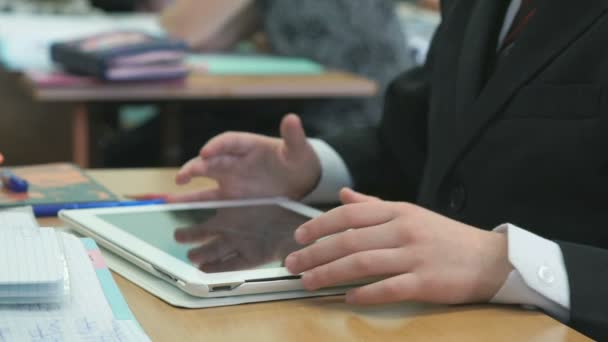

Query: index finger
[166,189,220,203]
[176,157,208,185]
[295,202,398,245]
[200,132,260,159]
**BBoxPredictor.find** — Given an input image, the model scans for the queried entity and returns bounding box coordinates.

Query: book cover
[51,31,189,81]
[0,163,118,207]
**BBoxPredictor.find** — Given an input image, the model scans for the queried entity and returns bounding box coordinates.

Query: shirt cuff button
[537,265,556,285]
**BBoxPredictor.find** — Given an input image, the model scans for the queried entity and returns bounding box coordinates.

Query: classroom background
[0,0,440,168]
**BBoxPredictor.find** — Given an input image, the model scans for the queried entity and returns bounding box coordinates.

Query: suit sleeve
[322,67,431,201]
[558,242,608,341]
[321,3,452,200]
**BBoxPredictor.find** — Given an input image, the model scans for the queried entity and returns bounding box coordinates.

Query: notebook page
[0,233,113,319]
[0,317,150,342]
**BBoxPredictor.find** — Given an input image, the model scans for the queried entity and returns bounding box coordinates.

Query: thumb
[280,114,308,154]
[340,188,381,204]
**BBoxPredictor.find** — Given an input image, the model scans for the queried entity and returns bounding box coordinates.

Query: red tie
[499,0,537,53]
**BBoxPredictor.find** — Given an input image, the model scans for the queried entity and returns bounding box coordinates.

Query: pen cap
[6,175,29,193]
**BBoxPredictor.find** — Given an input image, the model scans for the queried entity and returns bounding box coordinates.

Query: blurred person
[103,0,412,166]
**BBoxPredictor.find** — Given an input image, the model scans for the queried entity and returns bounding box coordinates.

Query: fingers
[298,248,411,291]
[286,223,402,274]
[178,131,261,184]
[176,157,208,185]
[339,188,381,204]
[166,189,220,203]
[199,132,259,159]
[345,273,420,305]
[280,114,308,155]
[294,202,398,244]
[0,153,4,164]
[176,154,241,190]
[187,239,234,265]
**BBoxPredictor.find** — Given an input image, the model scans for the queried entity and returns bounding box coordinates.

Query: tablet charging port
[210,283,240,292]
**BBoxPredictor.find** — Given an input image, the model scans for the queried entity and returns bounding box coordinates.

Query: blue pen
[33,199,166,217]
[1,170,29,193]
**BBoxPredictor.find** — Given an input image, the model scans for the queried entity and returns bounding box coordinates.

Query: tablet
[60,198,329,298]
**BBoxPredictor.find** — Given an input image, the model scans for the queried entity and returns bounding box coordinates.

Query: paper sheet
[0,207,39,232]
[0,317,149,342]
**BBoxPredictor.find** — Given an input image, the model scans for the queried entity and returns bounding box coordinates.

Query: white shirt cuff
[302,138,353,204]
[491,224,570,322]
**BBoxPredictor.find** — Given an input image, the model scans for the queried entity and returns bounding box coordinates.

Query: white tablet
[60,198,336,298]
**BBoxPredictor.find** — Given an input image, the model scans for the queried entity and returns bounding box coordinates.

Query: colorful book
[51,31,189,81]
[0,163,118,208]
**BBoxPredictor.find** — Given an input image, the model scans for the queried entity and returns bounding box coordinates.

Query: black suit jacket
[326,0,608,339]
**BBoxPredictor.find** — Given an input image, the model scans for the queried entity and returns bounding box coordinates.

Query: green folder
[187,54,325,75]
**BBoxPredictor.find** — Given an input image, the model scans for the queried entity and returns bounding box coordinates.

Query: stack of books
[51,31,189,82]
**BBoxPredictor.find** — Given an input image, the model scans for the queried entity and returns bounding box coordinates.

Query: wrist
[288,144,322,200]
[476,231,513,302]
[300,138,353,204]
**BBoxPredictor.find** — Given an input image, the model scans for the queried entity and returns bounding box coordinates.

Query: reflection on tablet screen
[97,205,310,273]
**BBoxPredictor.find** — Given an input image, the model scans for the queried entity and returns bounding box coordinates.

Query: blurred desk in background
[21,71,377,168]
[0,13,377,168]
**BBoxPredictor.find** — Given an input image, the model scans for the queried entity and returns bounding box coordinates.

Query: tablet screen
[96,205,311,273]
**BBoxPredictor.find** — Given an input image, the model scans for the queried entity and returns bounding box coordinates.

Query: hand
[285,188,513,305]
[170,114,321,202]
[174,206,305,273]
[0,153,3,165]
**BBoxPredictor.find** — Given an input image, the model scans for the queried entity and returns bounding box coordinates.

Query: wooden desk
[39,169,591,342]
[22,72,377,168]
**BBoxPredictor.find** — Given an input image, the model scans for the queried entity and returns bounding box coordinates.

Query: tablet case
[101,245,348,308]
[51,31,189,81]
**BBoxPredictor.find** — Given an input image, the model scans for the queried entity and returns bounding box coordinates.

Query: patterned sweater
[256,0,413,135]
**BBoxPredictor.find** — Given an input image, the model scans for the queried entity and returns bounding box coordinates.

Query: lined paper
[0,228,64,285]
[0,207,65,301]
[0,228,65,302]
[0,233,113,319]
[0,317,150,342]
[0,207,39,232]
